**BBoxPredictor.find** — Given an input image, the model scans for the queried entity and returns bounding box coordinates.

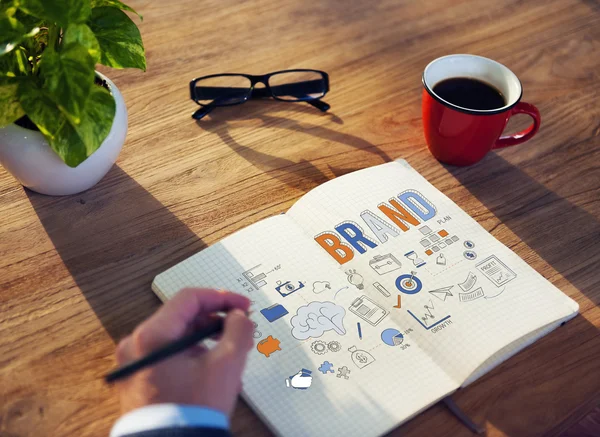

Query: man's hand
[115,288,254,416]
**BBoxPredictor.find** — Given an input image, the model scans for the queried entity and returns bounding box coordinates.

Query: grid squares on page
[152,161,578,436]
[285,161,578,387]
[153,215,456,437]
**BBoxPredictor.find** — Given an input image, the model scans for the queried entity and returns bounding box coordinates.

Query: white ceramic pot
[0,72,127,196]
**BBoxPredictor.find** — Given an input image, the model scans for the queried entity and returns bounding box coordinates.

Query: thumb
[216,309,254,358]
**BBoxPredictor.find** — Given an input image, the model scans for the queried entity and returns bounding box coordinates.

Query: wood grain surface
[1,0,599,436]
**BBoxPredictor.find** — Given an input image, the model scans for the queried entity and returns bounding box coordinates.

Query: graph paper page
[287,160,579,386]
[153,214,457,437]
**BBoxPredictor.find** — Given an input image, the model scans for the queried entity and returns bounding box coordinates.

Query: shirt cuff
[110,404,229,437]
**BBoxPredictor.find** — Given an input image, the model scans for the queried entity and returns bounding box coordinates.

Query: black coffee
[433,77,505,110]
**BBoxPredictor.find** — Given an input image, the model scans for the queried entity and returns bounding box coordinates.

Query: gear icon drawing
[336,366,351,379]
[318,361,335,374]
[311,340,328,355]
[327,341,341,352]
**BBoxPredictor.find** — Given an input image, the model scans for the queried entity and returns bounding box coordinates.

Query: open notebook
[153,160,578,437]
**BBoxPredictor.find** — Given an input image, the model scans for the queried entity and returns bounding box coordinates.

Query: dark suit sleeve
[120,427,231,437]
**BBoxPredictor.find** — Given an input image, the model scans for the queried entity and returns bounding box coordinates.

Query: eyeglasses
[189,69,330,120]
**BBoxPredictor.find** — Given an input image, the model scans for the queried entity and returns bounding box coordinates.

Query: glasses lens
[194,75,252,106]
[268,71,326,101]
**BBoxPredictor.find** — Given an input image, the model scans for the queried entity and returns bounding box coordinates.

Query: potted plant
[0,0,145,195]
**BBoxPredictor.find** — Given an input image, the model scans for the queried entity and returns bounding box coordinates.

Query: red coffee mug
[422,54,541,166]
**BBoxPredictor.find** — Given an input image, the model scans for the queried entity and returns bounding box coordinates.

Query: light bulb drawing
[345,269,364,290]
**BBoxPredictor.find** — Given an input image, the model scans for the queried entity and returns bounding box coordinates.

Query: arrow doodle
[429,286,454,301]
[484,287,506,299]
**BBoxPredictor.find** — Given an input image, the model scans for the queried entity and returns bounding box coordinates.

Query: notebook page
[287,160,579,386]
[462,318,568,386]
[152,215,457,437]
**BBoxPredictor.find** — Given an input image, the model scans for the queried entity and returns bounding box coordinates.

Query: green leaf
[0,77,25,126]
[0,46,29,76]
[0,0,18,16]
[72,84,115,156]
[41,42,95,124]
[0,11,39,56]
[19,0,91,27]
[90,0,142,20]
[18,78,67,139]
[90,7,146,71]
[63,23,100,63]
[19,79,116,167]
[14,8,46,29]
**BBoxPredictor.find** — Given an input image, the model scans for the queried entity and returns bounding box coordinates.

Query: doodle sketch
[405,250,426,268]
[290,301,346,340]
[421,300,435,322]
[286,369,312,389]
[337,366,351,379]
[311,340,328,355]
[311,340,342,354]
[257,335,281,357]
[476,255,517,286]
[348,345,375,368]
[252,322,262,339]
[242,265,268,290]
[328,341,341,352]
[275,280,305,297]
[318,361,335,374]
[369,254,402,275]
[349,295,388,326]
[313,281,331,294]
[373,282,391,297]
[407,300,451,330]
[346,269,365,290]
[459,287,485,302]
[260,303,288,322]
[381,328,404,346]
[420,226,460,257]
[485,287,506,299]
[458,271,477,292]
[428,286,453,301]
[334,286,349,300]
[395,271,423,295]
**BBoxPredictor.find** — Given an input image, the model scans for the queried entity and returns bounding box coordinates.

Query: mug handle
[493,102,541,149]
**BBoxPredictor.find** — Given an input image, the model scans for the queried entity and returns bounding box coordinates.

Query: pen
[104,318,224,383]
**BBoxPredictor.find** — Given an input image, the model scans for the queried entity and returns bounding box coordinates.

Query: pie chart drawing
[381,328,404,346]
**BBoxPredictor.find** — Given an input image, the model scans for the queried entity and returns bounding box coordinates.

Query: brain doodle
[290,301,346,340]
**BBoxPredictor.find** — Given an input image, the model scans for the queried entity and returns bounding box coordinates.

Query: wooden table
[1,0,599,435]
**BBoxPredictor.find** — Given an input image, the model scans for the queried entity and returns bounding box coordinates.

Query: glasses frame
[189,69,330,119]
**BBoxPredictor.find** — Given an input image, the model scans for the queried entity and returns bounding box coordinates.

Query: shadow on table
[393,153,600,436]
[26,165,209,342]
[446,152,600,306]
[443,152,600,437]
[195,100,392,191]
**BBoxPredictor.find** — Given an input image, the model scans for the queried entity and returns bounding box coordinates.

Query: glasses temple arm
[306,99,330,112]
[192,104,215,120]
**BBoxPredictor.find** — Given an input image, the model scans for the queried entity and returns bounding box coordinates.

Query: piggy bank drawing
[257,335,281,358]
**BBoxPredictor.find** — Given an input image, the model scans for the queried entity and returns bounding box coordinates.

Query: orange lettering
[315,232,355,265]
[377,199,420,231]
